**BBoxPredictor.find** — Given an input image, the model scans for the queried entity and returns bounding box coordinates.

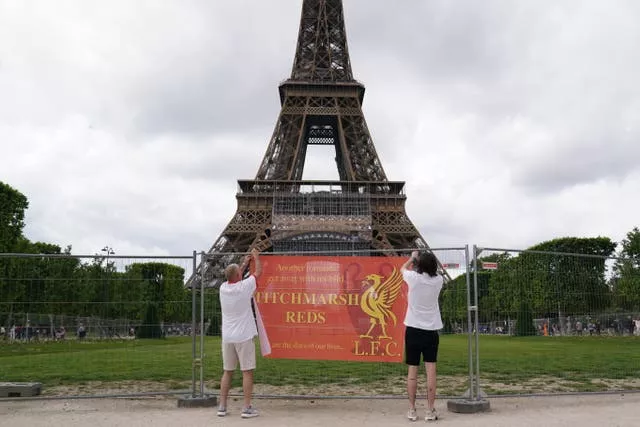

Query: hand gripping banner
[254,256,408,362]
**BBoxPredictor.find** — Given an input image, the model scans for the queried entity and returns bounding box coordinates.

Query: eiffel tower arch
[195,0,442,285]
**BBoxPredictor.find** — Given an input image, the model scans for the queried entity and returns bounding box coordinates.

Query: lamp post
[101,246,115,337]
[101,246,115,269]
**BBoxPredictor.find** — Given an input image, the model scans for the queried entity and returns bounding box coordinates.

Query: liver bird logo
[359,267,404,339]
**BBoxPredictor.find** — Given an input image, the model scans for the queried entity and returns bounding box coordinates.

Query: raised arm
[239,254,251,274]
[251,248,262,278]
[401,251,419,273]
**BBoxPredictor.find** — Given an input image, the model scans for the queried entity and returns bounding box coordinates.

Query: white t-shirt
[219,275,258,343]
[402,269,444,331]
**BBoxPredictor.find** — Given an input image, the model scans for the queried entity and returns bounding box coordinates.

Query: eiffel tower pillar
[194,0,439,286]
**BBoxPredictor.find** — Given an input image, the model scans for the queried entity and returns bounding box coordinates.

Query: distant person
[575,321,583,336]
[77,324,86,340]
[56,326,66,340]
[401,251,444,422]
[217,248,262,419]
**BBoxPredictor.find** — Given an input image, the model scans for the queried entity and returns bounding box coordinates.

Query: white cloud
[1,0,638,257]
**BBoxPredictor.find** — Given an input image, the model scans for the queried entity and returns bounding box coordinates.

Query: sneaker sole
[241,413,259,418]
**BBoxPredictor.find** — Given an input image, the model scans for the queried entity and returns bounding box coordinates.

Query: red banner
[255,256,408,362]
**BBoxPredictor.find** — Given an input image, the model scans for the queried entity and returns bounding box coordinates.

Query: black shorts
[405,326,439,365]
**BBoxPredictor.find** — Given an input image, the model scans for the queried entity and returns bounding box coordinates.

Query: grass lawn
[1,335,638,395]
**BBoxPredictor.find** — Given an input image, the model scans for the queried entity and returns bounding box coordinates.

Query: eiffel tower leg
[192,191,273,286]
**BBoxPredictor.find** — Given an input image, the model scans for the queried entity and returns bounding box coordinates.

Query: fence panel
[4,246,636,399]
[473,247,640,395]
[0,253,196,398]
[201,248,470,398]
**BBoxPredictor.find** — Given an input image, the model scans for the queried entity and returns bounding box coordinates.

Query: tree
[137,304,163,339]
[613,227,640,311]
[487,237,616,321]
[1,236,80,325]
[20,242,79,316]
[72,257,113,318]
[0,182,29,252]
[1,183,83,326]
[515,300,537,336]
[0,182,198,332]
[125,263,190,338]
[0,183,28,325]
[472,252,511,323]
[619,227,640,259]
[439,252,512,332]
[528,237,615,316]
[439,274,468,332]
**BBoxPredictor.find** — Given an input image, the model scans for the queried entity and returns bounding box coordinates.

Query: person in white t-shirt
[401,250,444,422]
[217,248,262,419]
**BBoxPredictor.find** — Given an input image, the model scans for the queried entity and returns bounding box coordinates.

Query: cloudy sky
[1,0,639,257]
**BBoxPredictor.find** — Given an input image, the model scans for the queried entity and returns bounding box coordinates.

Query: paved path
[1,393,638,426]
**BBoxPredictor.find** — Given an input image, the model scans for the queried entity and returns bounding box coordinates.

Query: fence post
[465,245,474,399]
[191,250,197,398]
[199,251,206,398]
[447,245,491,414]
[473,245,483,401]
[177,251,216,408]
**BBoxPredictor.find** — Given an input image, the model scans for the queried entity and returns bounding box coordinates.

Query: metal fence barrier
[1,246,638,401]
[0,253,198,399]
[466,246,640,396]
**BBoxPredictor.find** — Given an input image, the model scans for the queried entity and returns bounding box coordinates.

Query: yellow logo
[359,267,404,340]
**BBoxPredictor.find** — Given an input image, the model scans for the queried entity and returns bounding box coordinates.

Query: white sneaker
[425,408,438,421]
[241,406,259,418]
[407,408,418,421]
[216,406,227,417]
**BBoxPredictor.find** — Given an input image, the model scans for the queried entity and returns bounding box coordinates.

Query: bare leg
[242,369,254,408]
[407,365,419,409]
[425,362,437,410]
[219,370,233,409]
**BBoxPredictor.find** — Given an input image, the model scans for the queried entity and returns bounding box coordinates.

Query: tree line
[1,181,196,338]
[3,180,639,338]
[440,233,640,335]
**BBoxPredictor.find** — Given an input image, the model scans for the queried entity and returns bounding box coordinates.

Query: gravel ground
[0,393,638,426]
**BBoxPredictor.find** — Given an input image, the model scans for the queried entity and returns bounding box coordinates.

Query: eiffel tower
[195,0,443,286]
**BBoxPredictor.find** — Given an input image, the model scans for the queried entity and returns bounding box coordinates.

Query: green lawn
[1,335,638,395]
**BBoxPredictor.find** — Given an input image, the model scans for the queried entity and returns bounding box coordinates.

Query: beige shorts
[222,338,256,371]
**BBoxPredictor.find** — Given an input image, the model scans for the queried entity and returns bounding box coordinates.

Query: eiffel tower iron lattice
[193,0,446,286]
